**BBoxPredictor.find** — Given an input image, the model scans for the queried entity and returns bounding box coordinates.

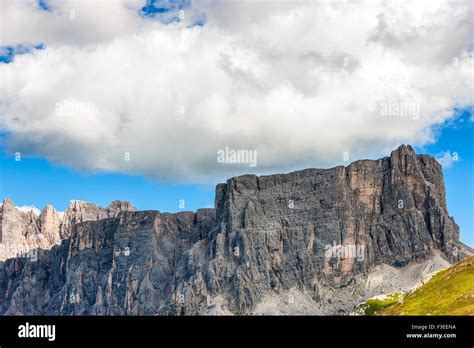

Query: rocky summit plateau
[0,145,472,315]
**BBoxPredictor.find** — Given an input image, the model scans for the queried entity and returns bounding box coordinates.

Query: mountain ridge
[0,145,471,315]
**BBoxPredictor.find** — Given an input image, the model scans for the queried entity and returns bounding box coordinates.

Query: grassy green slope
[379,256,474,316]
[353,292,406,316]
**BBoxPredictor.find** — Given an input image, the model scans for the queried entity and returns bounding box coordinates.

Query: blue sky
[0,152,216,213]
[0,0,472,247]
[413,110,474,246]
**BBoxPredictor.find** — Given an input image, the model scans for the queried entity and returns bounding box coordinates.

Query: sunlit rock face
[0,199,136,261]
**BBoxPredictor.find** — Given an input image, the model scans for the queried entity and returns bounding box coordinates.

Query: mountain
[378,256,474,315]
[0,199,137,261]
[0,200,62,261]
[0,145,471,315]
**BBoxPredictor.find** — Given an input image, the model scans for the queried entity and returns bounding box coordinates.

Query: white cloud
[1,0,145,46]
[0,0,472,182]
[16,205,41,216]
[436,150,459,168]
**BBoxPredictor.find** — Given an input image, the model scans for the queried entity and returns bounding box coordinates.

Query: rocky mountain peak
[0,145,470,315]
[1,199,14,212]
[107,200,137,214]
[40,204,57,216]
[391,143,415,156]
[38,204,62,246]
[60,199,137,239]
[0,199,137,260]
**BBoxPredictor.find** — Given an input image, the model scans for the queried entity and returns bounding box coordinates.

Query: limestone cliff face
[168,145,462,314]
[0,200,136,261]
[38,205,62,246]
[0,209,215,315]
[0,199,42,260]
[0,200,63,260]
[0,145,468,315]
[60,200,137,239]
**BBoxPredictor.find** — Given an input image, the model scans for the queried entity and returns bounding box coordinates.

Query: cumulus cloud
[0,0,472,182]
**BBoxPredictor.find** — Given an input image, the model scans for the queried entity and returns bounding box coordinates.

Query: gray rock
[0,199,137,261]
[60,200,137,239]
[0,145,469,315]
[0,200,60,261]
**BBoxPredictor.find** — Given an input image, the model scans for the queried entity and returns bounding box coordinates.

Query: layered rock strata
[0,145,469,315]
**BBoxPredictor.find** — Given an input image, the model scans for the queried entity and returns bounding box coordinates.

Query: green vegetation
[379,256,474,316]
[354,292,406,316]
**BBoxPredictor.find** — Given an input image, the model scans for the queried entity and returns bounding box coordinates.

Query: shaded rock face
[0,209,216,315]
[169,145,462,314]
[0,145,467,315]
